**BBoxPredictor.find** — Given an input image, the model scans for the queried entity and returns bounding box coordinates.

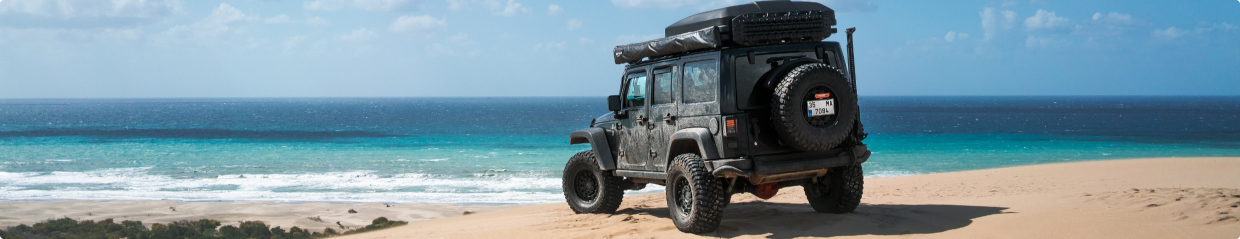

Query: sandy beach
[337,157,1240,239]
[0,201,508,232]
[4,157,1238,238]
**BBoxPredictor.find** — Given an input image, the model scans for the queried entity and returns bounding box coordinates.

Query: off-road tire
[666,153,728,233]
[771,63,857,151]
[804,164,864,213]
[563,150,625,214]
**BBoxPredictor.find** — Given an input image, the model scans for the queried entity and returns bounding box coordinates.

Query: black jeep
[563,0,870,233]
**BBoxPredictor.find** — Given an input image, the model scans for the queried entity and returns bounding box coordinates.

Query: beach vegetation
[337,217,407,236]
[0,216,407,239]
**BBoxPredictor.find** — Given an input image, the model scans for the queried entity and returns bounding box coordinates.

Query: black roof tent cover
[613,0,837,64]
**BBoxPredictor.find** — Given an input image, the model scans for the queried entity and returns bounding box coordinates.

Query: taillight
[723,116,738,137]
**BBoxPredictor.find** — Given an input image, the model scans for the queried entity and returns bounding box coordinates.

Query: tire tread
[771,63,856,151]
[563,150,626,214]
[667,153,727,233]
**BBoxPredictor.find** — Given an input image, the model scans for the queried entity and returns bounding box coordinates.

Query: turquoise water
[864,133,1240,177]
[1,97,1237,203]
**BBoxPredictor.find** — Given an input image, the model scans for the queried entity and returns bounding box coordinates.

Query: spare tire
[770,63,856,152]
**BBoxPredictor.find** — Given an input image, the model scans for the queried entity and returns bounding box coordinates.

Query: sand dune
[337,157,1240,239]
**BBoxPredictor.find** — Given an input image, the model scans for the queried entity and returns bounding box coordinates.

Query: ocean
[1,97,1238,204]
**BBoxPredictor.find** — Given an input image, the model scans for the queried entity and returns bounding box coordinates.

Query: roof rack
[613,0,836,64]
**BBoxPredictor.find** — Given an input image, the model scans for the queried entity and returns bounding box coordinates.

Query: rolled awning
[613,26,720,64]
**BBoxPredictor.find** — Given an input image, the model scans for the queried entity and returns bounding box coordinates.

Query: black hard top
[664,0,834,37]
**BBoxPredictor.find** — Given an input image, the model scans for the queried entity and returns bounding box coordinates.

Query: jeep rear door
[647,66,677,172]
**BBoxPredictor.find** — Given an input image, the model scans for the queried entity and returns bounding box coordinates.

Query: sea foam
[0,167,565,203]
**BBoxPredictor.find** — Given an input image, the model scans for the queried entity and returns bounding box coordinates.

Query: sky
[0,0,1237,98]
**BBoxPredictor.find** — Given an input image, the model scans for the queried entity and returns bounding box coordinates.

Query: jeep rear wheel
[771,63,857,151]
[666,153,728,233]
[563,150,625,214]
[804,164,864,213]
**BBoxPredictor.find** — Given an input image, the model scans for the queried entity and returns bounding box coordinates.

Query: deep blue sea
[1,97,1238,203]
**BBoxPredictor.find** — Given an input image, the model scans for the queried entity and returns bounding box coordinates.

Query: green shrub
[340,217,408,235]
[2,217,407,239]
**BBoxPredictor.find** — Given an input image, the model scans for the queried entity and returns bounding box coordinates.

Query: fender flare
[666,128,721,167]
[569,128,616,170]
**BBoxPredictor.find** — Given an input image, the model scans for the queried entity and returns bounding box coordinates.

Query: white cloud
[0,0,181,18]
[0,0,183,28]
[284,35,308,50]
[578,37,593,44]
[428,43,481,57]
[534,41,568,52]
[1151,27,1187,40]
[1092,12,1133,25]
[980,7,1017,42]
[389,15,446,33]
[159,3,258,42]
[1073,12,1136,37]
[447,32,472,44]
[449,0,529,16]
[446,0,466,10]
[337,28,379,42]
[1146,23,1235,41]
[305,16,330,26]
[493,0,528,17]
[610,0,874,12]
[304,0,417,12]
[1195,22,1237,33]
[304,0,348,11]
[610,0,740,10]
[944,31,969,42]
[203,3,258,26]
[246,38,267,49]
[354,0,417,11]
[1025,35,1053,48]
[265,14,295,24]
[1025,9,1068,31]
[567,19,582,30]
[547,4,563,16]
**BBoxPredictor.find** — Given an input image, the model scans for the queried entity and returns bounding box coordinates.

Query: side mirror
[608,95,629,119]
[608,95,622,112]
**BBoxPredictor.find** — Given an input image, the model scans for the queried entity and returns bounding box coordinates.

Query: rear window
[683,60,718,104]
[652,68,674,105]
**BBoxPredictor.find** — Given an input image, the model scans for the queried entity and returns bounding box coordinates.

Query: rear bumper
[706,144,870,184]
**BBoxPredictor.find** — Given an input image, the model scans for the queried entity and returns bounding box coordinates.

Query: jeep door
[616,70,651,170]
[646,66,678,172]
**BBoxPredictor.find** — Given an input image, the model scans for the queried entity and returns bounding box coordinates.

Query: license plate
[807,99,835,117]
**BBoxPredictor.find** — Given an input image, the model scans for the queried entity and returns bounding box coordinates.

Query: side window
[683,60,719,104]
[624,71,648,108]
[651,68,674,105]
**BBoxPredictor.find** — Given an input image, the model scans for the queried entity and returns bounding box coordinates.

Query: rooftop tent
[664,0,836,39]
[614,0,837,64]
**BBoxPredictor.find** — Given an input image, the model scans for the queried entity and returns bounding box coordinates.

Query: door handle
[663,113,676,123]
[636,115,647,126]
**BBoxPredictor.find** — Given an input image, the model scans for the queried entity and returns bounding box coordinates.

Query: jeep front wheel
[666,153,727,233]
[562,150,625,214]
[804,164,864,213]
[771,63,857,151]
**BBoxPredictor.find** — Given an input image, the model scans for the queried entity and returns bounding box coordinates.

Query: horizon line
[2,94,1240,100]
